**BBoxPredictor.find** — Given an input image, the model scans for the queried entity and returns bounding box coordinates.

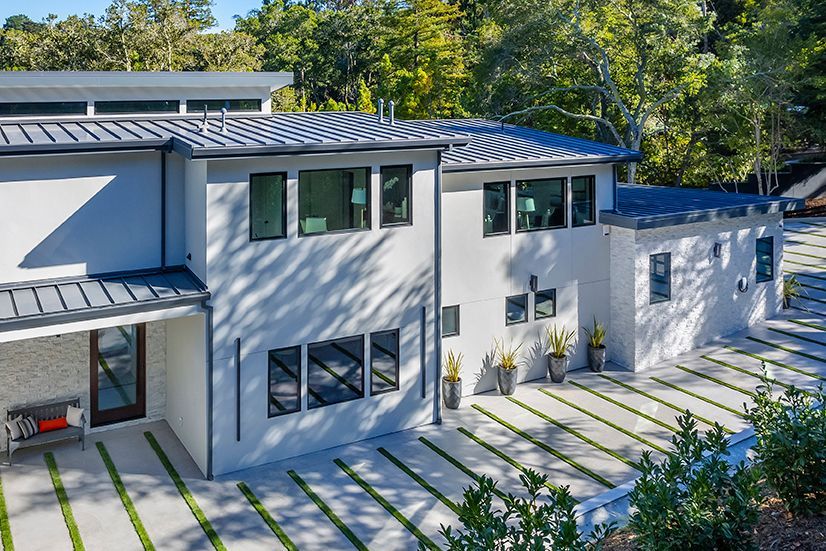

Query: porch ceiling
[0,266,209,332]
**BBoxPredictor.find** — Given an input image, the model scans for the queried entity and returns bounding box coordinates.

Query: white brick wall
[0,321,166,452]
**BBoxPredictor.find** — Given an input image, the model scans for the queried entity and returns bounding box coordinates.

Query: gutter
[441,153,643,173]
[434,150,444,424]
[203,299,215,480]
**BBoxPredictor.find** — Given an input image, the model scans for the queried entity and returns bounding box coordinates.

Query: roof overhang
[0,71,294,92]
[442,152,642,173]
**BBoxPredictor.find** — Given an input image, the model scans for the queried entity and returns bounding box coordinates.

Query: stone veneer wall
[0,321,166,452]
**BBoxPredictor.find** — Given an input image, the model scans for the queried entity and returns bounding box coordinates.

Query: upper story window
[483,182,510,236]
[756,236,774,282]
[380,165,412,227]
[186,99,262,113]
[0,101,87,117]
[572,176,596,227]
[94,100,179,115]
[650,252,671,304]
[250,173,287,241]
[299,168,371,235]
[516,178,566,231]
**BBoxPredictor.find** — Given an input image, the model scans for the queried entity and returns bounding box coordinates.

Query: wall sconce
[713,242,722,258]
[529,274,538,293]
[737,277,749,293]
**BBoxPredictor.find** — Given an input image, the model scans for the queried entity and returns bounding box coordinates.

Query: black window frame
[756,236,774,283]
[515,177,567,233]
[185,99,262,113]
[0,101,87,117]
[267,345,302,418]
[483,181,511,237]
[249,172,288,242]
[370,329,400,395]
[505,294,529,325]
[649,252,672,304]
[380,164,413,228]
[306,334,365,409]
[442,305,460,337]
[93,100,180,114]
[534,288,557,319]
[298,167,372,237]
[571,175,596,227]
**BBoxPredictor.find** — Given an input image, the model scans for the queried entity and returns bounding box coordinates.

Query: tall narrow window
[299,168,371,235]
[90,324,146,427]
[442,305,460,337]
[650,253,671,304]
[516,178,566,231]
[506,294,528,325]
[307,335,365,409]
[371,330,399,395]
[268,346,301,417]
[483,182,510,236]
[381,165,412,226]
[572,176,596,227]
[250,173,287,240]
[756,237,774,282]
[535,289,557,319]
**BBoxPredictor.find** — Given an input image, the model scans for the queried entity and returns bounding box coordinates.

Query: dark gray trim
[0,140,171,157]
[235,337,241,443]
[434,150,443,422]
[419,306,428,400]
[443,154,642,173]
[161,151,167,268]
[601,201,803,230]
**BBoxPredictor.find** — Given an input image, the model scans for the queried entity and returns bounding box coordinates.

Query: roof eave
[442,153,643,173]
[0,139,172,157]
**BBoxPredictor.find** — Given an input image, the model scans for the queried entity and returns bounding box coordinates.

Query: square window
[650,253,671,304]
[572,176,596,227]
[535,289,556,319]
[250,173,287,240]
[299,168,371,235]
[307,336,364,409]
[483,182,510,236]
[516,178,566,231]
[506,294,528,325]
[381,165,412,226]
[756,237,774,283]
[442,305,460,337]
[268,346,301,417]
[371,330,399,395]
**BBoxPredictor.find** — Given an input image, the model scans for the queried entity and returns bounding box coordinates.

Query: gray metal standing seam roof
[600,184,805,230]
[0,266,209,332]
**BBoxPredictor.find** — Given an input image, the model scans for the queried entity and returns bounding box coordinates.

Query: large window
[307,335,364,408]
[572,176,596,227]
[371,330,399,395]
[268,346,301,417]
[516,178,566,231]
[0,101,87,117]
[94,100,179,114]
[756,237,774,282]
[186,99,261,113]
[483,182,510,236]
[650,253,671,304]
[299,168,371,235]
[535,289,557,319]
[250,173,287,240]
[442,305,460,337]
[381,165,412,226]
[506,294,528,325]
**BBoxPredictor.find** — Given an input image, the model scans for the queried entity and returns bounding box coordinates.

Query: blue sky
[0,1,262,30]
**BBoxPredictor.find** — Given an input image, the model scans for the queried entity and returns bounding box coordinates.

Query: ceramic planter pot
[547,355,568,383]
[442,378,462,409]
[588,345,607,372]
[497,366,518,395]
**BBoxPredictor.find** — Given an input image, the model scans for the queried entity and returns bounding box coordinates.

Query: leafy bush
[628,414,761,550]
[439,469,613,550]
[746,379,826,516]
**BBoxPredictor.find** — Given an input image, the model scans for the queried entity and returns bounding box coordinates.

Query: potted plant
[494,338,522,395]
[546,324,576,383]
[783,275,802,309]
[442,350,463,410]
[583,317,607,372]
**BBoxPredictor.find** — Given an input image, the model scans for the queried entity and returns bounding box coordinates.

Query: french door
[90,324,146,427]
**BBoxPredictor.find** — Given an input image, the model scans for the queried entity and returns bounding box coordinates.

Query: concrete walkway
[1,220,825,550]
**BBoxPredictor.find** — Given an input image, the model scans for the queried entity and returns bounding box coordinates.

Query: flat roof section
[601,184,805,230]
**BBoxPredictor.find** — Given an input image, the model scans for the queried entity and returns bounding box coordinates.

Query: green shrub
[438,469,613,550]
[745,378,826,516]
[628,414,761,550]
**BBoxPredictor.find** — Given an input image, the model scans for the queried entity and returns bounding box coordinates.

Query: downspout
[161,150,167,269]
[434,150,443,424]
[203,299,215,480]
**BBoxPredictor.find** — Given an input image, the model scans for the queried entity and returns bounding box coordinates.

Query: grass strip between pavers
[789,319,826,333]
[798,281,826,294]
[505,397,642,470]
[143,432,225,551]
[43,452,84,551]
[674,365,756,397]
[795,293,826,306]
[786,250,826,261]
[567,381,679,433]
[784,227,826,238]
[768,326,826,348]
[649,377,745,418]
[786,239,826,250]
[237,482,298,551]
[747,336,826,365]
[785,269,826,282]
[377,447,460,515]
[334,458,439,551]
[96,442,154,551]
[725,345,826,381]
[785,258,826,269]
[287,470,366,551]
[417,437,508,501]
[597,374,731,434]
[0,470,13,551]
[701,356,794,392]
[471,404,616,489]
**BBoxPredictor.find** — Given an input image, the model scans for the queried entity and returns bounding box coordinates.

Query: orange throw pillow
[39,417,68,433]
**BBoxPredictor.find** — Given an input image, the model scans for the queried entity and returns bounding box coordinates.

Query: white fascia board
[0,71,294,92]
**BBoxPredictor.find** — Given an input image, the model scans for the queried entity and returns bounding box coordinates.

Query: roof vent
[198,105,209,133]
[388,100,395,125]
[220,108,228,134]
[377,98,384,122]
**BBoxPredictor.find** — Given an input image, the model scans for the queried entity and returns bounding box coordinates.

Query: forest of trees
[1,0,824,188]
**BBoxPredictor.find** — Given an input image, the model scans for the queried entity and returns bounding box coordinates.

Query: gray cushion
[14,426,83,448]
[5,416,23,441]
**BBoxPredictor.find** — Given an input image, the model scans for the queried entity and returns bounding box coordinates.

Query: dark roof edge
[0,265,202,292]
[0,139,172,157]
[442,153,642,173]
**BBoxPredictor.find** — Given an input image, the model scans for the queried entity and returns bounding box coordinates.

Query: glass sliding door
[90,324,146,427]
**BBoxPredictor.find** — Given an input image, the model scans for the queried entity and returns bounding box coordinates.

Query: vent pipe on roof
[198,105,209,133]
[388,100,395,125]
[220,108,228,134]
[377,98,384,122]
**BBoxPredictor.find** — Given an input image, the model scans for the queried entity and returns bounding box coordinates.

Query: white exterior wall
[441,164,615,395]
[203,150,439,474]
[609,212,784,371]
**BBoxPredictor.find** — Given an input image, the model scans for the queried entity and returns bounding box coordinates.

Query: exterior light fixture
[713,242,722,258]
[737,277,749,293]
[529,274,538,293]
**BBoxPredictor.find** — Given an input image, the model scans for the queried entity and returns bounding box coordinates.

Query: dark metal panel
[57,283,88,310]
[101,279,134,304]
[143,273,178,297]
[163,270,203,294]
[124,277,158,301]
[79,281,112,307]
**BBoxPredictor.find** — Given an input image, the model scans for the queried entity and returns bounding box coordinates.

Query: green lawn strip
[0,470,13,551]
[797,281,826,294]
[505,397,643,469]
[597,374,731,434]
[567,381,679,433]
[785,250,826,261]
[789,319,826,333]
[334,458,439,551]
[796,220,826,229]
[456,427,570,497]
[701,355,794,392]
[287,470,366,551]
[790,305,824,316]
[674,365,756,398]
[796,293,826,306]
[649,377,746,418]
[724,345,826,381]
[418,437,509,501]
[95,442,154,551]
[786,239,826,249]
[471,404,615,489]
[143,432,225,551]
[785,269,826,282]
[785,258,826,269]
[537,388,672,455]
[768,327,826,348]
[43,452,84,551]
[377,447,460,515]
[747,336,826,365]
[784,227,826,238]
[236,482,298,551]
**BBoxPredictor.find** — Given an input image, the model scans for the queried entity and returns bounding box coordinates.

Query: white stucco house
[0,71,801,478]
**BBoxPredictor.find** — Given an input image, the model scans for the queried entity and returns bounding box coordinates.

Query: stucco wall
[609,213,784,371]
